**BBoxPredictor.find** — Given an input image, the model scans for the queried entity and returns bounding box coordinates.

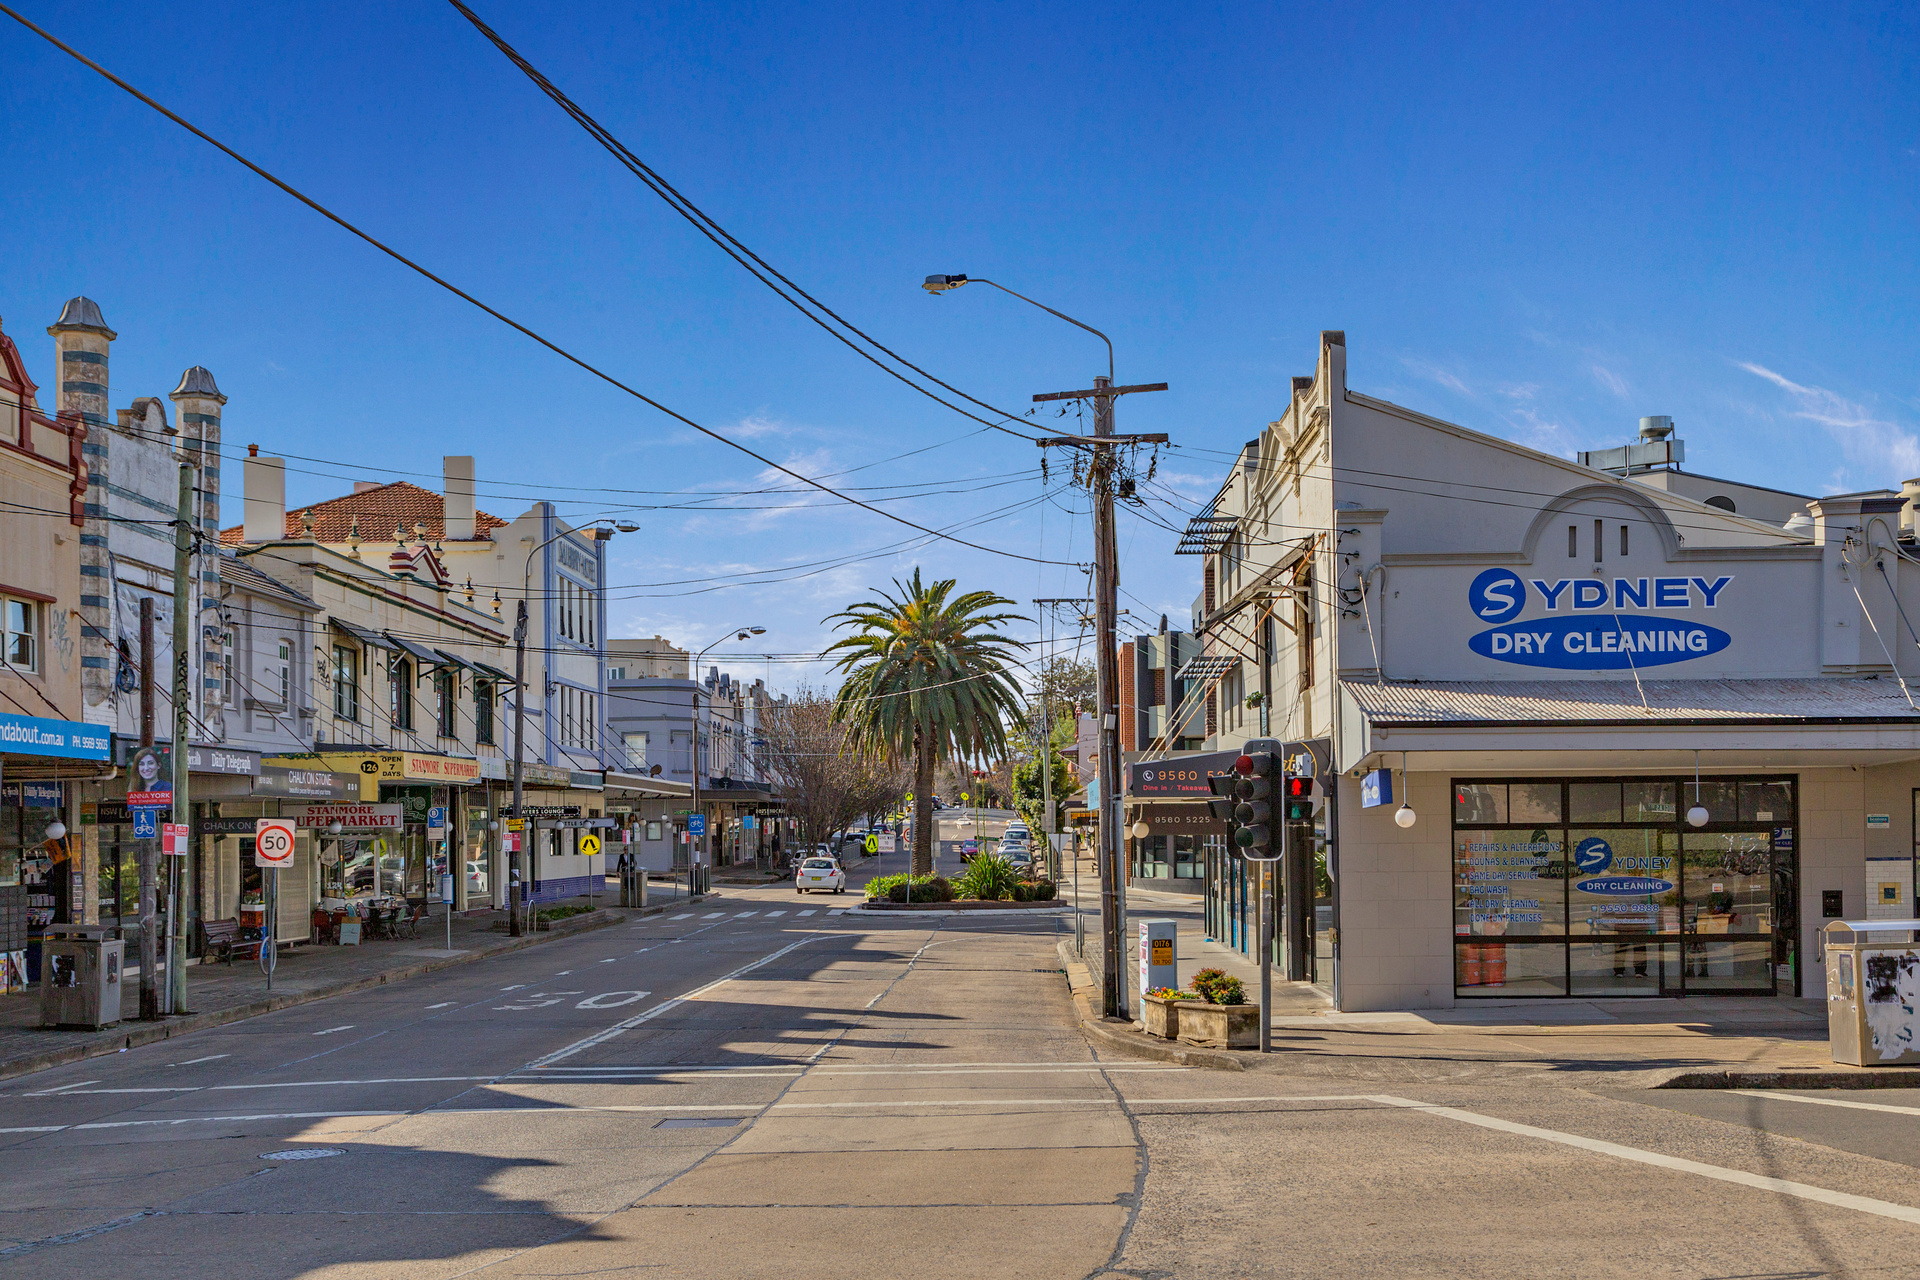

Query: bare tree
[763,688,908,858]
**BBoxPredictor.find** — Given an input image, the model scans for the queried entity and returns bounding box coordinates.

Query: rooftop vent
[1579,416,1684,476]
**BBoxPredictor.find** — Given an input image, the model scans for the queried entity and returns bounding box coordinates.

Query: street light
[922,274,1113,380]
[508,520,633,936]
[689,626,766,889]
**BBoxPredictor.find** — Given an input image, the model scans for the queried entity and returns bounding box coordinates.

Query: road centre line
[1367,1094,1920,1228]
[1728,1089,1920,1118]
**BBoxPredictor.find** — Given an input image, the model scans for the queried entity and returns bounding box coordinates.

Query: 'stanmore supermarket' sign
[0,713,110,760]
[1467,569,1734,671]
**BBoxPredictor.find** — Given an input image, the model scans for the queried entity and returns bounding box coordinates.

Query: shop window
[1453,783,1507,824]
[3,598,38,672]
[474,680,495,745]
[1507,782,1563,824]
[1740,780,1792,824]
[333,643,359,722]
[390,657,414,731]
[646,821,663,841]
[1683,779,1739,824]
[1622,781,1675,822]
[1568,782,1622,824]
[1457,941,1567,997]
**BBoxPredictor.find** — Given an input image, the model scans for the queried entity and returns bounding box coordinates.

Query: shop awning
[384,634,444,667]
[330,619,388,649]
[433,649,477,672]
[1343,677,1920,728]
[472,660,516,684]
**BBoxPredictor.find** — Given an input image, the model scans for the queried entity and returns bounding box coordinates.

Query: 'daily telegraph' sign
[1466,569,1732,670]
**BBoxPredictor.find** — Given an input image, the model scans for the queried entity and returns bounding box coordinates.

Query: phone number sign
[1127,751,1240,797]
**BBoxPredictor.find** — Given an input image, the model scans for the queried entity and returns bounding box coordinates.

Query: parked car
[795,857,847,894]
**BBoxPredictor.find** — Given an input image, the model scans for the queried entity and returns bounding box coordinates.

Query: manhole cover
[654,1117,739,1129]
[259,1148,346,1161]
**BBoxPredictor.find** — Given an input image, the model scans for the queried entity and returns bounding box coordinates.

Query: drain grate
[259,1148,346,1161]
[654,1117,739,1129]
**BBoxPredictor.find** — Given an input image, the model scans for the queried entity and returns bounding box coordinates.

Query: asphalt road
[10,843,1920,1279]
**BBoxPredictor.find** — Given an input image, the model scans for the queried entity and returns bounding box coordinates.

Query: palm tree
[827,571,1027,875]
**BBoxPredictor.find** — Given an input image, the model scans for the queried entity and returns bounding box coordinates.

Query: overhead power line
[0,4,1073,569]
[447,0,1046,445]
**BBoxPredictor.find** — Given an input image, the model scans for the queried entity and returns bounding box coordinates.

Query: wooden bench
[200,918,264,964]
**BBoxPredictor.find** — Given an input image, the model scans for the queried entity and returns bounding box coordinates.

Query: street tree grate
[259,1148,347,1161]
[654,1117,739,1129]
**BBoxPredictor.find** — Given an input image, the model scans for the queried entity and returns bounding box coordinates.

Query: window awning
[1177,655,1239,682]
[330,619,388,649]
[472,660,516,683]
[433,649,477,672]
[385,634,443,667]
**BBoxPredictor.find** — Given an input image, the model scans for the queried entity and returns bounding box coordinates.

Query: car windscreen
[802,859,837,870]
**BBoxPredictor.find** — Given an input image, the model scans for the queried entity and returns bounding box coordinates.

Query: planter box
[1140,992,1187,1040]
[1176,1000,1259,1049]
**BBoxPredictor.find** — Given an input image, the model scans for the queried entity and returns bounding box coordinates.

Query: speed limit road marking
[254,818,297,868]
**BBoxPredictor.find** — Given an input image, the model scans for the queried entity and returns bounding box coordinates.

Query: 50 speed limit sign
[254,818,297,868]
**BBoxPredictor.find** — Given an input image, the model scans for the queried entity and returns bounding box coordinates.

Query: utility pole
[509,599,528,937]
[165,459,195,1016]
[1033,380,1167,1021]
[136,598,159,1023]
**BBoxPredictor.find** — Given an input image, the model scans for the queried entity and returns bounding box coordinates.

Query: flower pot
[1176,1000,1259,1049]
[1140,992,1183,1040]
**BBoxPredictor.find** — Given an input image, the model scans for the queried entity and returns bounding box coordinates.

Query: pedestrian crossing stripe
[670,913,693,920]
[796,910,815,916]
[764,910,785,917]
[734,911,757,918]
[703,913,725,919]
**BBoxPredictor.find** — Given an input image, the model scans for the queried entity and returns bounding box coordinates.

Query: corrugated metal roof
[218,554,318,610]
[1342,677,1920,725]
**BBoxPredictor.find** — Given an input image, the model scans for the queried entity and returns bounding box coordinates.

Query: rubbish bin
[39,925,124,1030]
[1823,918,1920,1065]
[620,859,648,908]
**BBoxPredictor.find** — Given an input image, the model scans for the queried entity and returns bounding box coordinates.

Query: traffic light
[1229,750,1279,860]
[1284,775,1315,822]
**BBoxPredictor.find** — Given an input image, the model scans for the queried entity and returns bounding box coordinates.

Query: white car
[795,857,846,894]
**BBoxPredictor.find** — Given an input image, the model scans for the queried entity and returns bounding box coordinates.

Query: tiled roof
[1342,677,1920,725]
[220,481,505,546]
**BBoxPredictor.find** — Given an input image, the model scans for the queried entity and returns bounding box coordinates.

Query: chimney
[444,455,476,541]
[47,297,115,427]
[244,455,287,542]
[1639,415,1675,441]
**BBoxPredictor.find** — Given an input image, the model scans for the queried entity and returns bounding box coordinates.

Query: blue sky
[4,1,1916,686]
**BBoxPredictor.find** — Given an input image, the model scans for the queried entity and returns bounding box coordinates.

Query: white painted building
[1179,330,1920,1011]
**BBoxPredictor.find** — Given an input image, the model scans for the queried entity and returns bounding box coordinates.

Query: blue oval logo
[1573,837,1613,873]
[1468,568,1526,624]
[1469,615,1730,669]
[1575,876,1674,896]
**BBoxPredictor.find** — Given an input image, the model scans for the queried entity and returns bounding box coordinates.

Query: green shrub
[867,873,952,903]
[1190,968,1246,1006]
[954,855,1022,901]
[536,904,594,923]
[1027,879,1057,900]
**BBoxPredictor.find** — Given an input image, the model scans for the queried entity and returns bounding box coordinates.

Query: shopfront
[0,714,109,987]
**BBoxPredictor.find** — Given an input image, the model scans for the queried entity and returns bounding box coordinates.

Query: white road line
[670,913,693,920]
[171,1055,229,1067]
[1368,1094,1920,1228]
[23,1080,99,1097]
[733,912,757,918]
[796,910,815,917]
[1729,1089,1920,1118]
[426,1002,455,1009]
[703,913,725,919]
[526,935,822,1068]
[829,909,848,915]
[764,910,786,918]
[312,1026,354,1036]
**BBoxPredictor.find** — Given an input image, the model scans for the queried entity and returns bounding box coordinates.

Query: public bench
[200,918,264,964]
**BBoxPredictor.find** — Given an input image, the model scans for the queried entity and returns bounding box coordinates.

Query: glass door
[1679,832,1775,993]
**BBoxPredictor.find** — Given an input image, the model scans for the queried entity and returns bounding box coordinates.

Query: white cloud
[1590,364,1630,400]
[1400,357,1472,397]
[1738,362,1920,482]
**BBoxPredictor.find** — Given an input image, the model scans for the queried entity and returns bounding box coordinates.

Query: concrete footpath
[1065,877,1908,1090]
[0,881,702,1083]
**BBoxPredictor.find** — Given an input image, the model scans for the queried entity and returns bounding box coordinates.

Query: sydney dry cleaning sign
[1467,569,1732,669]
